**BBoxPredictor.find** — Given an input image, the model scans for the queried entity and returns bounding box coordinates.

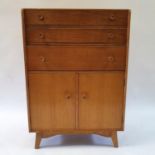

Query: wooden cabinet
[22,9,131,148]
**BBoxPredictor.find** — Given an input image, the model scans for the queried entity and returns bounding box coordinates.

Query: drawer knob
[40,56,46,62]
[38,15,44,21]
[109,15,115,21]
[108,33,114,39]
[39,33,45,39]
[108,56,114,62]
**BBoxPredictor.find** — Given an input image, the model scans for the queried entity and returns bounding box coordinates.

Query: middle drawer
[26,27,127,45]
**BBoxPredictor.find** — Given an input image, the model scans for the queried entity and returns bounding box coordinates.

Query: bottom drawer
[26,46,126,71]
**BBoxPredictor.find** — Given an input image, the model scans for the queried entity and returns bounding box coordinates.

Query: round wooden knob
[82,93,87,99]
[66,94,71,99]
[108,56,114,62]
[109,15,115,21]
[39,33,45,39]
[39,15,44,21]
[108,33,114,39]
[40,56,46,62]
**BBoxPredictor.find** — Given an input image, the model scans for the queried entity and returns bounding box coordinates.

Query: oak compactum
[22,9,131,149]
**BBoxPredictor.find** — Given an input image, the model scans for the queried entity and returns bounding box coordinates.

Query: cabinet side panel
[21,9,32,132]
[122,10,131,130]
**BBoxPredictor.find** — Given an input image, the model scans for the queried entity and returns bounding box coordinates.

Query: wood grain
[78,71,124,129]
[22,9,131,148]
[28,72,76,130]
[24,9,128,27]
[26,46,126,71]
[26,27,127,45]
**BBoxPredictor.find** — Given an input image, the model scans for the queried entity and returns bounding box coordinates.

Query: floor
[0,103,155,155]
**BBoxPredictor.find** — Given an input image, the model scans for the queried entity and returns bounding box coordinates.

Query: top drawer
[23,9,129,27]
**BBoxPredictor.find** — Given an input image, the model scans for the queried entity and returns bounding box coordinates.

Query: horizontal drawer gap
[26,44,127,47]
[26,25,128,29]
[26,43,127,46]
[27,69,126,72]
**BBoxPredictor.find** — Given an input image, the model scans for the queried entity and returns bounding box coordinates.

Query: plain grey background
[0,0,155,155]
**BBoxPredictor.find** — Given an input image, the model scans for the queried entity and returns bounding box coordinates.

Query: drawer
[26,28,127,45]
[24,9,129,27]
[26,46,126,71]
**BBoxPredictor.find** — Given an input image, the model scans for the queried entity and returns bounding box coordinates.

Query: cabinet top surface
[22,8,131,11]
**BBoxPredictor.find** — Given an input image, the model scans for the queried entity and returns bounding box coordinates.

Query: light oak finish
[28,72,76,130]
[22,9,131,149]
[78,72,124,129]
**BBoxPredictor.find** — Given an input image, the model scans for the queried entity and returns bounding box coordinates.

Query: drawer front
[24,9,129,27]
[26,28,127,45]
[26,46,126,71]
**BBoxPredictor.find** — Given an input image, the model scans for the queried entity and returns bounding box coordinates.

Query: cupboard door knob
[40,56,46,62]
[82,93,87,99]
[107,56,114,62]
[39,15,44,21]
[109,15,115,21]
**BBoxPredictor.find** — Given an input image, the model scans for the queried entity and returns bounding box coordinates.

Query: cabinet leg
[111,131,118,147]
[35,132,42,149]
[96,130,118,147]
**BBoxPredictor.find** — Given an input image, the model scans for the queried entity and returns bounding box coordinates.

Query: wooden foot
[35,132,42,149]
[96,130,118,147]
[111,131,118,147]
[34,131,118,148]
[35,132,56,149]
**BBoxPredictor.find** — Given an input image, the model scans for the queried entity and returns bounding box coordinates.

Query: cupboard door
[28,72,76,131]
[79,72,124,129]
